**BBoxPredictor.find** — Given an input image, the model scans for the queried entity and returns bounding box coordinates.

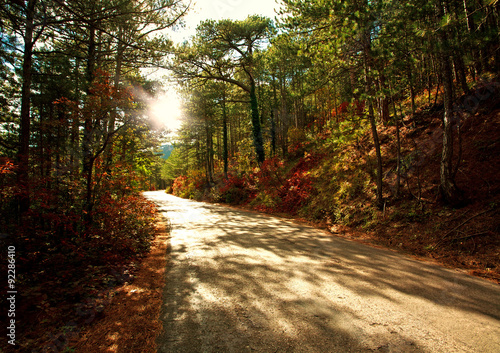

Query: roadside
[70,218,169,353]
[167,105,500,285]
[220,198,500,285]
[207,108,500,285]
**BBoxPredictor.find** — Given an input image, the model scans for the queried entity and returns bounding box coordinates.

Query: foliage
[171,175,189,197]
[171,169,206,200]
[233,154,321,215]
[287,127,310,158]
[254,157,285,197]
[163,0,500,231]
[304,120,373,224]
[90,193,157,261]
[218,173,254,205]
[278,153,321,214]
[0,1,190,350]
[1,172,158,302]
[170,15,274,164]
[161,148,187,185]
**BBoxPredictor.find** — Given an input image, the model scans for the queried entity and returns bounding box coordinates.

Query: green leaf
[439,14,451,28]
[416,28,427,38]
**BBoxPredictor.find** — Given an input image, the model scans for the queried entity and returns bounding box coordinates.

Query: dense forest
[0,0,186,350]
[165,0,499,211]
[0,0,499,350]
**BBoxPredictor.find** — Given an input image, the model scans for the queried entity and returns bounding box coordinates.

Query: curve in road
[144,191,500,353]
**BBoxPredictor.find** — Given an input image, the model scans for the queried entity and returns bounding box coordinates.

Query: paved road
[144,191,500,353]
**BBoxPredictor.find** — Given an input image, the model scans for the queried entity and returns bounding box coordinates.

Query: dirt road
[144,191,500,353]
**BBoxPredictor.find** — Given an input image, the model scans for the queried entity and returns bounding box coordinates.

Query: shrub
[90,193,157,261]
[171,170,206,199]
[278,153,322,214]
[250,191,279,212]
[172,175,189,197]
[288,127,312,158]
[218,173,252,204]
[254,156,285,197]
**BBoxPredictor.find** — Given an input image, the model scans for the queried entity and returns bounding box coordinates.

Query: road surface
[144,191,500,353]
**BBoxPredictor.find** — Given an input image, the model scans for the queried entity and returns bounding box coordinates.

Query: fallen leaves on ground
[72,220,169,353]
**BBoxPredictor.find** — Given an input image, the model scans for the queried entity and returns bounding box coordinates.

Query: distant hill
[160,144,174,160]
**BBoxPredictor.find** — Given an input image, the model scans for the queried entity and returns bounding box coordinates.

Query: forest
[0,0,499,350]
[163,0,499,278]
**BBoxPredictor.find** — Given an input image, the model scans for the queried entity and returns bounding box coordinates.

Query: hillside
[341,93,500,282]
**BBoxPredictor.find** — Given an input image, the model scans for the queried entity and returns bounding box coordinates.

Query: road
[144,191,500,353]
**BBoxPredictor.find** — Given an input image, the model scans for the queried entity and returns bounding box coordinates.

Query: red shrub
[219,173,252,204]
[172,175,188,196]
[90,193,157,261]
[332,100,366,119]
[0,158,15,175]
[278,153,323,214]
[254,157,285,195]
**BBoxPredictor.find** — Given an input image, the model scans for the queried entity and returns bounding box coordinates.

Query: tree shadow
[147,193,500,353]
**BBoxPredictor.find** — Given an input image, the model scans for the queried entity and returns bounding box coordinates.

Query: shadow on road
[146,192,500,353]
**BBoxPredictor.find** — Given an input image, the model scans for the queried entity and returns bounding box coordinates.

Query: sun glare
[149,92,183,132]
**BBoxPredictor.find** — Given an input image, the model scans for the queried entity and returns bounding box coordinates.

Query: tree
[433,0,463,205]
[0,27,20,158]
[263,33,312,157]
[280,0,386,207]
[220,83,229,178]
[0,0,188,220]
[171,15,274,164]
[0,0,49,216]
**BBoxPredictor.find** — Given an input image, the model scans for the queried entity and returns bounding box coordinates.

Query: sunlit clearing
[149,92,183,132]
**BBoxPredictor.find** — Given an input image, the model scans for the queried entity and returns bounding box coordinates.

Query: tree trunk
[71,59,81,177]
[17,0,37,217]
[408,70,416,116]
[205,119,214,185]
[279,71,288,158]
[439,55,462,205]
[105,27,125,166]
[436,0,463,206]
[454,54,469,95]
[393,97,401,198]
[82,19,97,232]
[250,80,265,163]
[83,21,96,175]
[369,101,384,209]
[222,88,228,179]
[270,109,277,156]
[363,33,384,209]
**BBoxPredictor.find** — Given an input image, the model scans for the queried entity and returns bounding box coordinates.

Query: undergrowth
[0,161,158,351]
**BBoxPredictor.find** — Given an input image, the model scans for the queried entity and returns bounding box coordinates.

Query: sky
[148,0,283,133]
[170,0,282,43]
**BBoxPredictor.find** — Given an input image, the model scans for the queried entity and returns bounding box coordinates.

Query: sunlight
[149,91,183,132]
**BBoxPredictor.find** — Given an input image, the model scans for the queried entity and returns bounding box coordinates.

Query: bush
[254,157,285,196]
[90,193,157,262]
[218,173,253,204]
[172,175,189,197]
[278,153,321,214]
[250,192,279,212]
[0,173,159,314]
[171,170,206,199]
